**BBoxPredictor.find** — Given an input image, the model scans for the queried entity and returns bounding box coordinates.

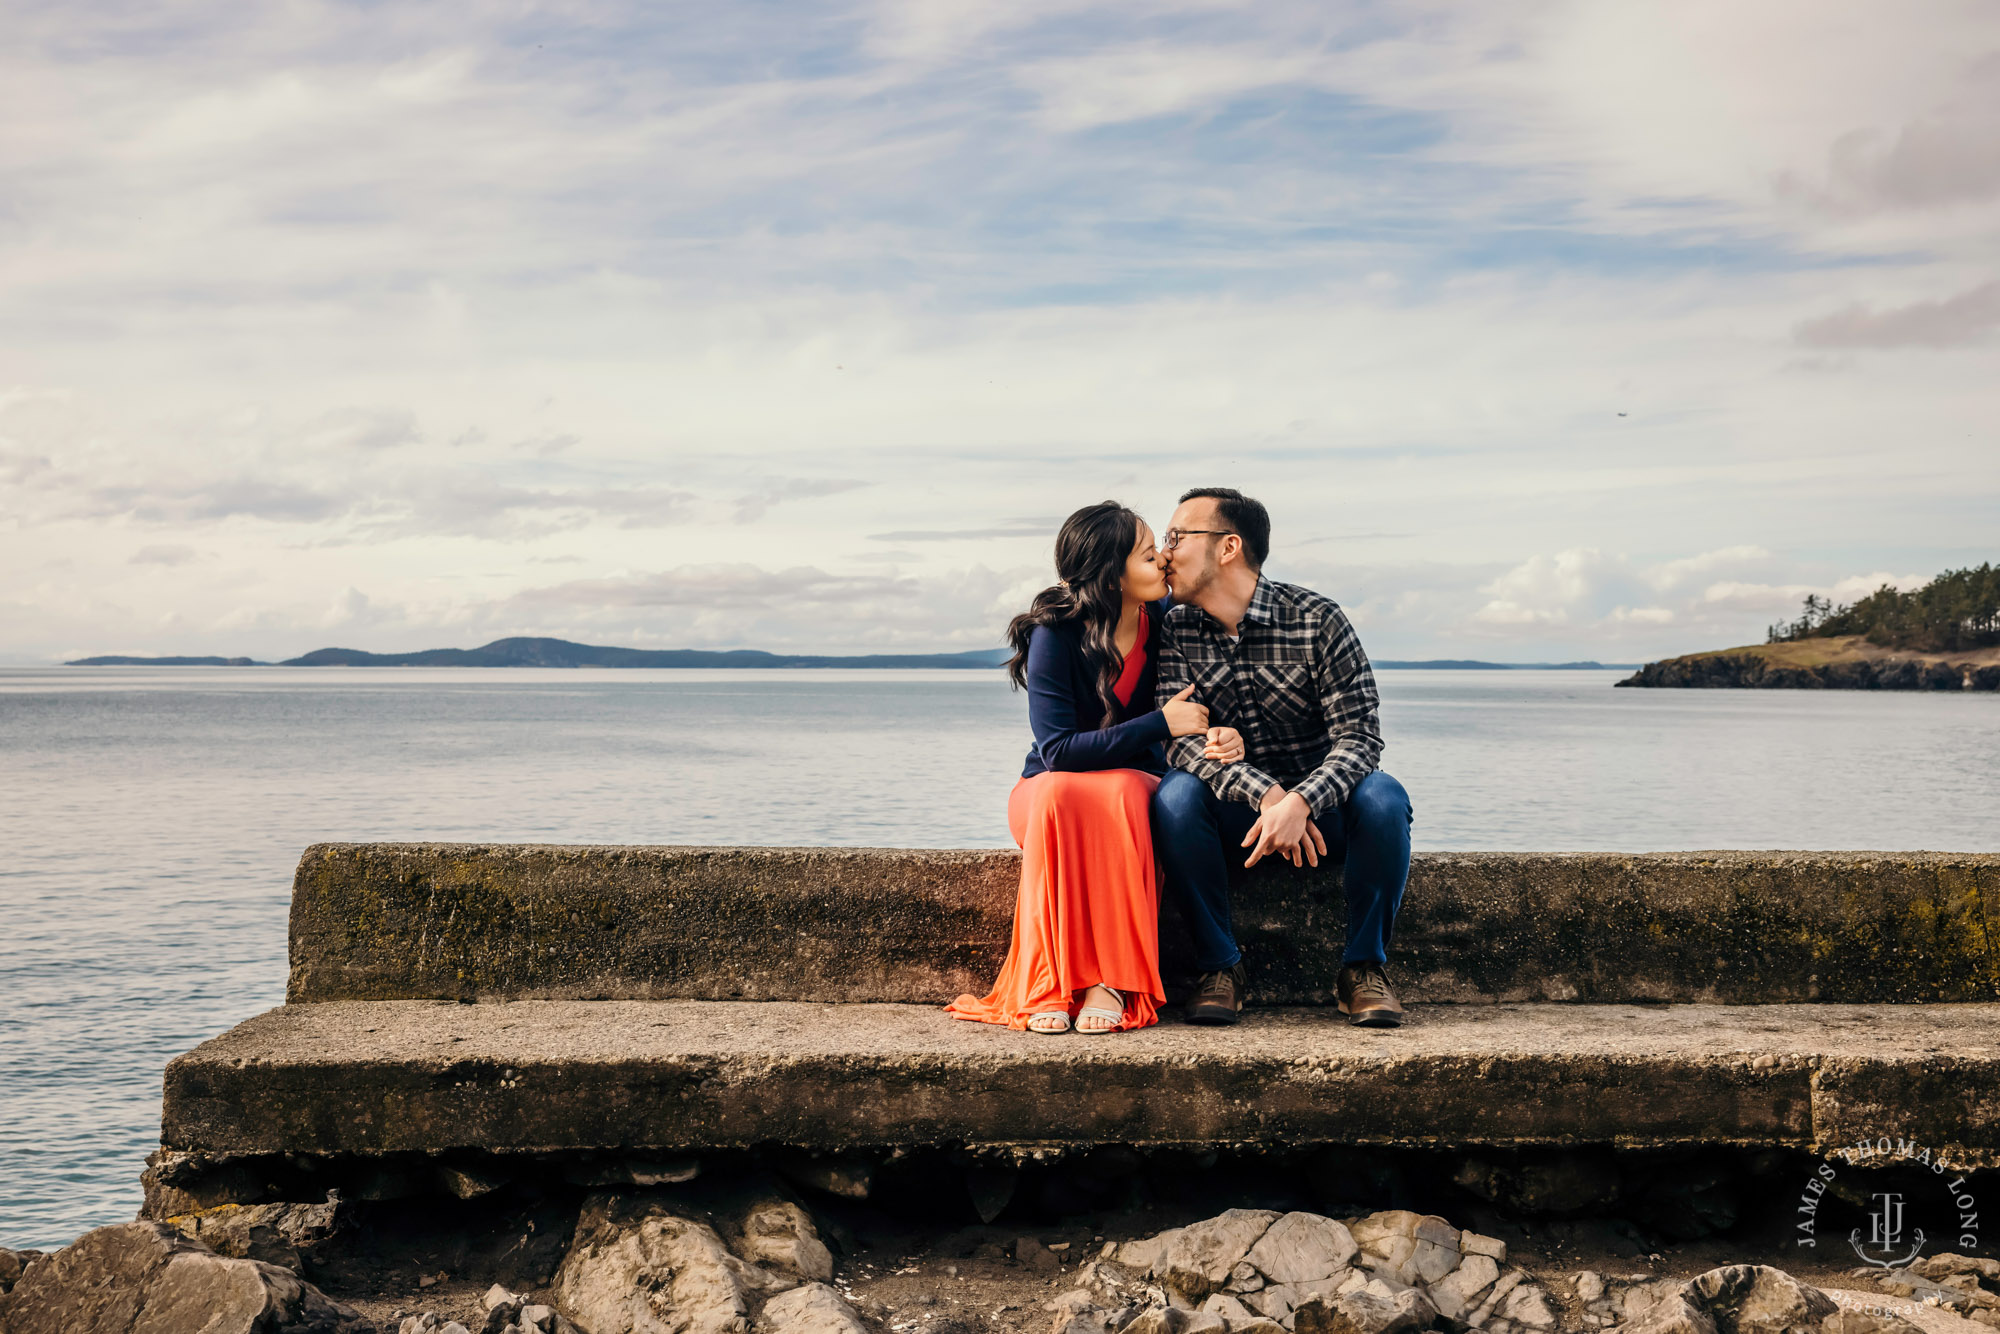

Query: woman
[947,501,1242,1035]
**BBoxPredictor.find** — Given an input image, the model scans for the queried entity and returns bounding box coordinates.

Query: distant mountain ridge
[70,636,1012,669]
[68,638,1633,670]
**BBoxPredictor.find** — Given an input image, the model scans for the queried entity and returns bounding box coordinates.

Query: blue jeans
[1151,768,1413,972]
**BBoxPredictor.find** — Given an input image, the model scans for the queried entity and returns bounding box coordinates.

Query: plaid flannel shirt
[1155,575,1384,816]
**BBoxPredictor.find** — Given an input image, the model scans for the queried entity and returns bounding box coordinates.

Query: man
[1151,486,1413,1028]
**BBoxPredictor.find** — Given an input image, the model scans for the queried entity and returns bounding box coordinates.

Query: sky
[3,0,1996,663]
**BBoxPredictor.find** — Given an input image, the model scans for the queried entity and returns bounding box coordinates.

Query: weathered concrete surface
[162,1000,2000,1167]
[286,845,2000,1006]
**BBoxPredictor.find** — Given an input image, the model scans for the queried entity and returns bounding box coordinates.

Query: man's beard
[1170,554,1216,599]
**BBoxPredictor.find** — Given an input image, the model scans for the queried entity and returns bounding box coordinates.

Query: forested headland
[1623,563,2000,690]
[1765,564,2000,653]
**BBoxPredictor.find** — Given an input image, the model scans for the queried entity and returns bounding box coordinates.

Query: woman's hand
[1202,726,1244,763]
[1161,683,1210,737]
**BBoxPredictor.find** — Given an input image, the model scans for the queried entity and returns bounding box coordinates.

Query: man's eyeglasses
[1163,528,1234,551]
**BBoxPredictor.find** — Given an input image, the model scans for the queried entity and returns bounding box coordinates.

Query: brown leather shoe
[1187,964,1247,1025]
[1336,963,1405,1028]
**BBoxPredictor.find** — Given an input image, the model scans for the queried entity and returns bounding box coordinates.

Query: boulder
[758,1283,868,1334]
[1122,1311,1227,1334]
[1625,1294,1721,1334]
[734,1202,833,1282]
[1116,1230,1184,1274]
[1918,1256,2000,1285]
[166,1197,346,1272]
[1200,1293,1258,1323]
[1821,1313,1925,1334]
[1290,1283,1437,1334]
[1426,1254,1500,1321]
[1686,1265,1838,1334]
[1158,1211,1281,1300]
[0,1221,370,1334]
[1244,1214,1358,1287]
[552,1193,792,1334]
[1498,1282,1557,1329]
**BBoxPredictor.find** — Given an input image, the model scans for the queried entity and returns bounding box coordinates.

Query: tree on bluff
[1768,563,2000,652]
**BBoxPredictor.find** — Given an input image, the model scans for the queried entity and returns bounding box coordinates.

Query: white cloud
[0,1,1994,664]
[1794,280,2000,348]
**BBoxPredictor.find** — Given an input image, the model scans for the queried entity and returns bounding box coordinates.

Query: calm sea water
[3,666,1998,1250]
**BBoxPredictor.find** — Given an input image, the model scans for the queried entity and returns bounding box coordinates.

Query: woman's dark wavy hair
[1006,501,1143,720]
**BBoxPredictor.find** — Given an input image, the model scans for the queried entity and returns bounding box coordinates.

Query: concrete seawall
[288,844,2000,1006]
[143,843,2000,1215]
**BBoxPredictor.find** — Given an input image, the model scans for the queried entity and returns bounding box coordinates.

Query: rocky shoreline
[1617,654,2000,690]
[7,1167,2000,1334]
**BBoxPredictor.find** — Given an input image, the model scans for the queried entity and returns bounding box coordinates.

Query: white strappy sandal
[1075,986,1126,1035]
[1028,1010,1072,1034]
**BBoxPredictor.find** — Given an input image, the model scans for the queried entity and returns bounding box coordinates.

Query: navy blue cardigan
[1020,600,1174,778]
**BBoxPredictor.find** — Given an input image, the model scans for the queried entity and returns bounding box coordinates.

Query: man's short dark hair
[1179,487,1270,569]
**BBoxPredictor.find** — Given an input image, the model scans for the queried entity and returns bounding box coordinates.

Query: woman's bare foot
[1075,984,1126,1033]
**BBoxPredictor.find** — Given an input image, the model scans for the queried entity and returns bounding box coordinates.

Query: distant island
[1621,563,2000,690]
[68,637,1633,670]
[69,637,1012,669]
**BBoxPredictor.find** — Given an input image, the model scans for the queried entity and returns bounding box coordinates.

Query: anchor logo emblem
[1851,1192,1925,1269]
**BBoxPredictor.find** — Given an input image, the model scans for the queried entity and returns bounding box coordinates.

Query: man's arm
[1156,621,1280,805]
[1288,607,1386,818]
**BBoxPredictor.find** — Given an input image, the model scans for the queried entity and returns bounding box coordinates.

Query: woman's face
[1121,521,1170,602]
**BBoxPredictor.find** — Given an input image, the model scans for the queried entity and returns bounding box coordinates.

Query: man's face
[1163,497,1223,599]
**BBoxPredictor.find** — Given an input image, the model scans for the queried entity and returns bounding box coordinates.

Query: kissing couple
[948,488,1413,1036]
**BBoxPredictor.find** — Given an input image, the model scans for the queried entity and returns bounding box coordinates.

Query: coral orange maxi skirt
[945,769,1165,1032]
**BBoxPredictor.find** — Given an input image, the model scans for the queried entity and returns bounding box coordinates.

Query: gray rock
[1822,1313,1925,1334]
[553,1192,787,1334]
[1918,1256,2000,1285]
[1117,1231,1184,1274]
[1461,1233,1507,1263]
[1160,1211,1281,1300]
[1427,1253,1500,1321]
[1468,1270,1528,1327]
[759,1282,868,1334]
[1200,1293,1257,1323]
[736,1201,833,1282]
[1244,1215,1358,1287]
[0,1221,370,1334]
[1226,1261,1266,1293]
[1499,1282,1557,1329]
[166,1197,346,1273]
[1876,1269,1974,1313]
[1289,1284,1437,1334]
[1686,1264,1838,1334]
[1624,1294,1720,1334]
[1244,1277,1348,1324]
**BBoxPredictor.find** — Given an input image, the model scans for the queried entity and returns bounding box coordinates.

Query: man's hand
[1244,788,1326,868]
[1202,726,1245,763]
